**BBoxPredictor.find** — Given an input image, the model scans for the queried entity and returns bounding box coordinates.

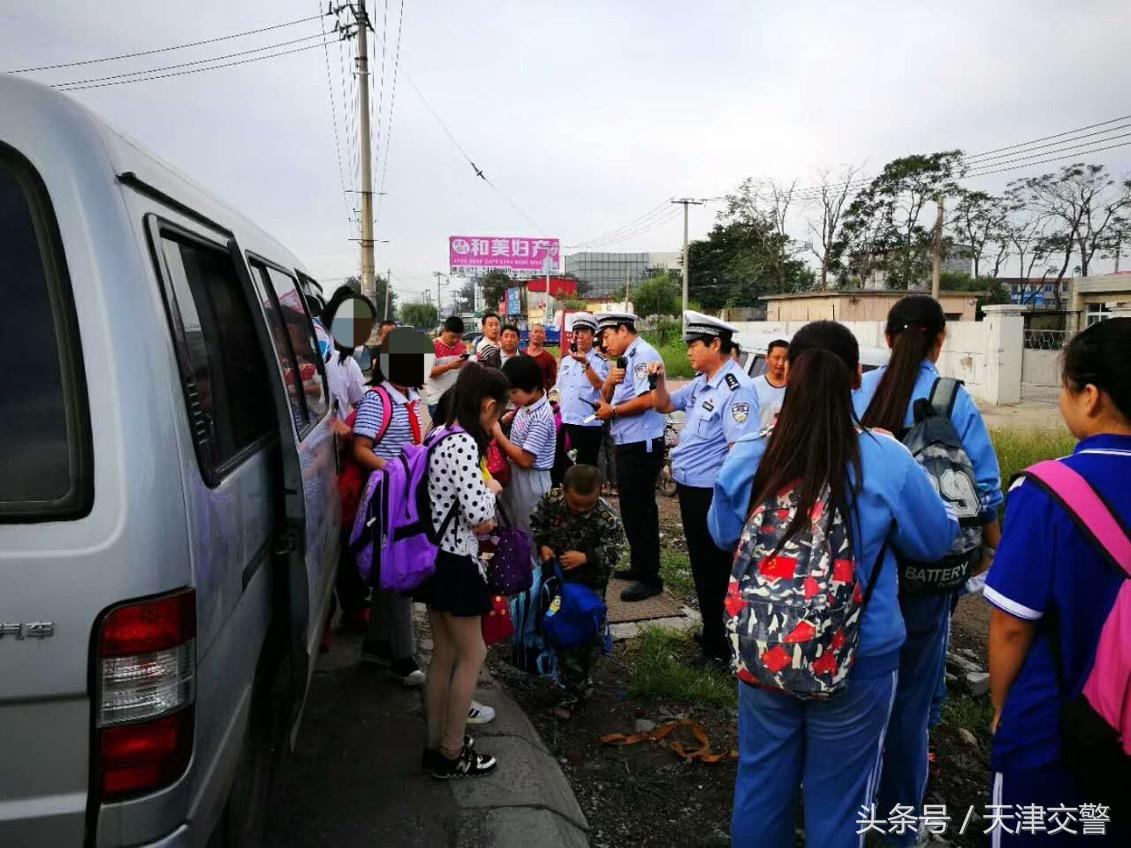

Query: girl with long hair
[985,318,1131,845]
[856,296,1003,841]
[709,321,957,848]
[418,362,510,778]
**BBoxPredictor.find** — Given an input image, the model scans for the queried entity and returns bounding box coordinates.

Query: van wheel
[210,668,280,847]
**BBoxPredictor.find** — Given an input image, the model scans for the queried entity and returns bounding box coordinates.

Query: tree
[478,270,514,313]
[1006,164,1131,293]
[688,220,813,311]
[949,190,1009,279]
[724,177,805,294]
[632,271,681,318]
[939,270,1010,306]
[804,164,864,288]
[341,274,396,319]
[400,301,438,330]
[453,278,476,313]
[836,151,965,288]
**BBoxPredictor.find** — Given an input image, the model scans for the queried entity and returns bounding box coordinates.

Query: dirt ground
[490,488,997,847]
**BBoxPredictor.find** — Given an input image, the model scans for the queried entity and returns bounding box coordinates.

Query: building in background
[1069,272,1131,330]
[763,290,978,322]
[564,251,681,298]
[1000,277,1071,307]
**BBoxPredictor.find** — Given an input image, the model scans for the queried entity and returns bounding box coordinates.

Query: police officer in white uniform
[594,312,666,602]
[557,314,610,466]
[651,311,759,663]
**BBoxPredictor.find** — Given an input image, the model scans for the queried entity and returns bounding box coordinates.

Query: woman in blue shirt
[986,318,1130,846]
[855,296,1003,844]
[712,321,957,848]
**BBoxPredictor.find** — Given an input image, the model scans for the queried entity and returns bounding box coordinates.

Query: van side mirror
[327,294,378,348]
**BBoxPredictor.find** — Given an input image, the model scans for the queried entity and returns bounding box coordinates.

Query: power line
[963,113,1131,161]
[965,139,1131,180]
[53,40,333,92]
[571,206,683,249]
[566,200,670,248]
[317,1,352,236]
[5,13,325,74]
[53,31,326,89]
[374,0,405,227]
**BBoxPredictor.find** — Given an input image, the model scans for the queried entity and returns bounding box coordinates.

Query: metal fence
[1023,328,1070,351]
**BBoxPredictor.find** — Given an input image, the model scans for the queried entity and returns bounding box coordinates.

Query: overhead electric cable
[5,13,324,74]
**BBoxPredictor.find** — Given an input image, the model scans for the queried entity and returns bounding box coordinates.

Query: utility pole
[672,198,705,327]
[356,0,376,301]
[433,272,448,316]
[931,195,945,300]
[384,268,392,320]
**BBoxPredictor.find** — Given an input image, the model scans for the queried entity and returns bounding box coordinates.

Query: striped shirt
[510,394,557,470]
[353,382,422,460]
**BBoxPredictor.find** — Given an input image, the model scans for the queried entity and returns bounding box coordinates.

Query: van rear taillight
[95,589,196,801]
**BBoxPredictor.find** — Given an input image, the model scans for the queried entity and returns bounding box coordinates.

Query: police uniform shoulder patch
[725,372,740,391]
[633,362,648,380]
[731,401,750,423]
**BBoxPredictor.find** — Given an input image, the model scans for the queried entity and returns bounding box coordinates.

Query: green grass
[628,628,736,708]
[940,695,994,743]
[642,332,696,379]
[660,550,696,604]
[990,428,1077,490]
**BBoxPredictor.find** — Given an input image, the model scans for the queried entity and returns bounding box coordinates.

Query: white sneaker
[467,700,496,725]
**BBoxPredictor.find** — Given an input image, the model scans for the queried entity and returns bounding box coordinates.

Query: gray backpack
[897,378,983,594]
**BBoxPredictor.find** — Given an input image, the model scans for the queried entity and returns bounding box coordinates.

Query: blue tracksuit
[712,429,958,848]
[854,360,1002,846]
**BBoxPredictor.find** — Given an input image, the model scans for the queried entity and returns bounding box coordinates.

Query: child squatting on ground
[530,464,626,721]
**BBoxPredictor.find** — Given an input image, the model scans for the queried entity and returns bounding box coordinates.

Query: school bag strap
[1017,460,1131,575]
[928,377,962,420]
[367,384,394,444]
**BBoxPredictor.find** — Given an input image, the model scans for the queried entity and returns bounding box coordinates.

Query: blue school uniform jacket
[853,360,1003,518]
[709,429,959,673]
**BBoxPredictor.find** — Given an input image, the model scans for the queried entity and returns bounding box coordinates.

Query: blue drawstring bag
[541,561,608,650]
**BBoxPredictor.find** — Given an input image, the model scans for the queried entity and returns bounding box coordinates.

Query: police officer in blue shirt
[594,312,667,601]
[558,314,610,466]
[651,311,759,663]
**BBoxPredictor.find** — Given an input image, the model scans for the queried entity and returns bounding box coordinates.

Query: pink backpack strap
[370,385,393,444]
[1021,460,1131,576]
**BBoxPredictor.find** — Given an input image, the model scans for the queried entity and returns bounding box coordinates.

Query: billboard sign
[505,287,523,315]
[449,236,560,276]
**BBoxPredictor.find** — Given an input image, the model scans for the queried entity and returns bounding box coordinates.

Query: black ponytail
[447,362,510,457]
[1062,317,1131,422]
[751,321,863,553]
[861,296,946,434]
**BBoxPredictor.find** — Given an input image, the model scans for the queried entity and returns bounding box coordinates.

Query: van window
[248,261,327,433]
[158,233,275,474]
[0,146,91,520]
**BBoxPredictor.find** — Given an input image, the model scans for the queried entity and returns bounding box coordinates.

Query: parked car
[0,76,352,846]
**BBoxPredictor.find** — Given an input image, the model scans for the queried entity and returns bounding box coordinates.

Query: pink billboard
[449,236,560,275]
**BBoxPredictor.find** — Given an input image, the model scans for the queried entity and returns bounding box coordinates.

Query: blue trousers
[877,593,952,846]
[732,671,898,848]
[992,765,1125,846]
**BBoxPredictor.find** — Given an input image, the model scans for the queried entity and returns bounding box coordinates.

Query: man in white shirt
[475,312,502,368]
[753,338,789,430]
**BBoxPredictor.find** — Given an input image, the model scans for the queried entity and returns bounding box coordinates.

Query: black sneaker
[620,581,663,602]
[391,657,425,688]
[422,737,474,771]
[430,743,497,779]
[361,639,392,667]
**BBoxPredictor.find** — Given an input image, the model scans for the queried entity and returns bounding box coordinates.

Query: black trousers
[615,439,664,586]
[677,483,733,658]
[564,423,604,468]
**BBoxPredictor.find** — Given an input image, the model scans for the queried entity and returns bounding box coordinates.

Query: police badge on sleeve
[731,402,750,423]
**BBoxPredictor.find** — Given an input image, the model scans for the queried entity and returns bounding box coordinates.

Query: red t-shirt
[434,338,466,358]
[524,349,558,390]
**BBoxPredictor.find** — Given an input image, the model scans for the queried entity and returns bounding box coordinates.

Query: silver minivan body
[0,77,338,846]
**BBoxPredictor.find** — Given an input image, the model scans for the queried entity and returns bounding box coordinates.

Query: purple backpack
[350,427,462,593]
[1016,460,1131,782]
[483,506,533,596]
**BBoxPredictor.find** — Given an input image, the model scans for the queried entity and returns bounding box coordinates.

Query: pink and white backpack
[1018,460,1131,783]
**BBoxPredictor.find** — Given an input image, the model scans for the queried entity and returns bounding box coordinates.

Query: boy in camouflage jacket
[530,464,626,718]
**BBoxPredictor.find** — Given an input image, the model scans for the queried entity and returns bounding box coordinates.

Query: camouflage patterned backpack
[725,484,885,699]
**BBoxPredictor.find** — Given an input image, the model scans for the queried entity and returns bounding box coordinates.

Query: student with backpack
[986,318,1130,844]
[530,464,626,720]
[418,363,509,778]
[855,297,1002,841]
[493,356,557,538]
[350,363,427,686]
[708,321,958,848]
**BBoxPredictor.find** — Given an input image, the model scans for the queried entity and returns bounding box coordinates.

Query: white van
[0,76,349,845]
